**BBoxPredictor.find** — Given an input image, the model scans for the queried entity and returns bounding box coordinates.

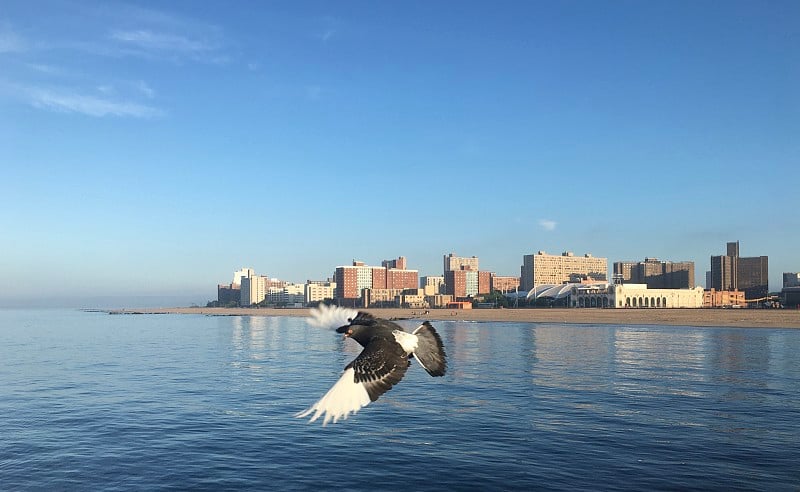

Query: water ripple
[1,310,798,490]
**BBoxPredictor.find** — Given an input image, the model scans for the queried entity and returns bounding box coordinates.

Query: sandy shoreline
[105,307,800,329]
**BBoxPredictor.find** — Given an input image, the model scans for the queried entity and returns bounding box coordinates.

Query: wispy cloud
[26,63,64,75]
[27,87,163,118]
[136,80,155,98]
[0,24,27,53]
[110,29,209,54]
[107,26,228,64]
[314,16,340,44]
[539,219,557,231]
[320,29,336,43]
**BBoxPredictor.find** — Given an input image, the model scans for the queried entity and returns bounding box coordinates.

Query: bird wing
[308,304,359,330]
[296,338,410,425]
[411,322,447,377]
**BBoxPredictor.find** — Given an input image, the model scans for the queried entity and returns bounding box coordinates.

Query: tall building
[217,267,255,306]
[241,275,269,306]
[444,269,491,298]
[233,268,255,286]
[710,241,768,300]
[442,253,492,298]
[710,255,737,291]
[443,253,479,274]
[520,251,607,292]
[334,257,418,306]
[738,256,769,298]
[613,258,695,289]
[783,273,800,288]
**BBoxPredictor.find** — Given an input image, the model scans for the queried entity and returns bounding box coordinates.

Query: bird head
[335,312,375,343]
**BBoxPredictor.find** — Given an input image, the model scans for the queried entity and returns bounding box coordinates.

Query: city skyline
[1,1,798,307]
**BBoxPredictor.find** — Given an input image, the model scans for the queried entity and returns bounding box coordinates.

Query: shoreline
[105,307,800,329]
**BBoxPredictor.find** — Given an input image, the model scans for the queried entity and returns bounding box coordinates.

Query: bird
[296,304,447,425]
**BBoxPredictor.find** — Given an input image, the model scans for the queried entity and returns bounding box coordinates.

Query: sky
[1,0,798,307]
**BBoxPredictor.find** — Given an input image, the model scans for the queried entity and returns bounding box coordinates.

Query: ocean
[1,309,798,490]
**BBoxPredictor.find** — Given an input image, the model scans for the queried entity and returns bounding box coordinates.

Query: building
[217,283,240,306]
[266,283,304,306]
[382,257,407,270]
[363,288,405,308]
[703,289,746,308]
[426,294,454,308]
[441,253,492,298]
[216,267,255,306]
[613,258,695,289]
[738,256,769,299]
[304,281,336,305]
[233,268,255,286]
[783,273,800,288]
[421,276,445,295]
[443,253,479,274]
[569,283,704,308]
[490,275,520,293]
[710,241,769,301]
[241,275,269,306]
[444,269,491,299]
[783,287,800,308]
[521,251,608,291]
[334,257,419,306]
[398,289,427,309]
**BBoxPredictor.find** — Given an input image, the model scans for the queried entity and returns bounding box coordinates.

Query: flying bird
[296,304,447,425]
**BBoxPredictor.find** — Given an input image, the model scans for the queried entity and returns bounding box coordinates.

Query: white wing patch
[308,304,358,330]
[295,368,371,426]
[392,329,418,354]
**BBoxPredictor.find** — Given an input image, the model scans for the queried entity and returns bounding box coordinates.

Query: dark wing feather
[347,337,410,401]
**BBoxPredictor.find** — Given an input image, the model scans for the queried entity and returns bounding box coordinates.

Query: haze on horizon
[1,0,797,307]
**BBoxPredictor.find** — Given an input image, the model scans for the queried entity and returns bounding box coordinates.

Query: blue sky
[1,0,798,306]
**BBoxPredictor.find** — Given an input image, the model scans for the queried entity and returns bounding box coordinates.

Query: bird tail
[412,321,446,377]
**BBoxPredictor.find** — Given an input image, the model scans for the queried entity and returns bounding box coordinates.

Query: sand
[107,307,800,329]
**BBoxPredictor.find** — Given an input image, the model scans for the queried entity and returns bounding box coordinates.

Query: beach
[108,307,800,329]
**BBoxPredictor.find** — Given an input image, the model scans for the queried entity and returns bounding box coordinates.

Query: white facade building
[572,283,704,308]
[240,275,268,306]
[305,282,336,305]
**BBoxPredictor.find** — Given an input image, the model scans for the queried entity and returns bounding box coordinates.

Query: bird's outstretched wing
[411,322,447,377]
[296,338,410,425]
[308,304,358,330]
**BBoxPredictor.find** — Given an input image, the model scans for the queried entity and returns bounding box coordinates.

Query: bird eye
[347,318,352,322]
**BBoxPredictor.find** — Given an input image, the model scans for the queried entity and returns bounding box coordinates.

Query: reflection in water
[708,329,767,405]
[2,311,799,491]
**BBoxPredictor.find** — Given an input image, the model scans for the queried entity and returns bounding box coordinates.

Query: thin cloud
[0,24,27,53]
[110,29,209,53]
[136,80,155,98]
[539,219,557,231]
[321,29,336,43]
[26,63,64,75]
[107,28,228,64]
[27,87,163,118]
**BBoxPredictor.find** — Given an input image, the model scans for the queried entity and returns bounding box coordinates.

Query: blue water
[1,310,799,490]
